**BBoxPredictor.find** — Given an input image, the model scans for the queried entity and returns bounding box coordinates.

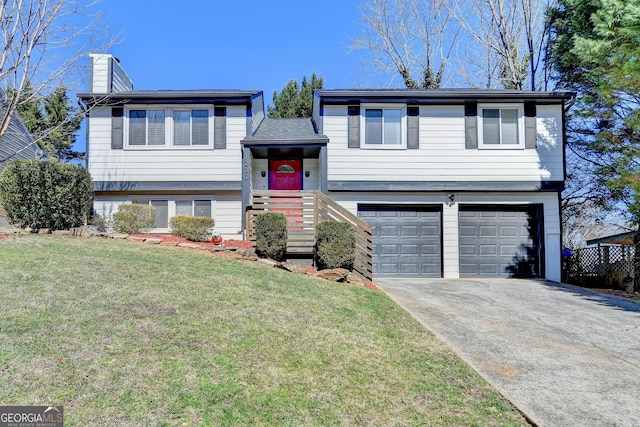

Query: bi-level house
[79,54,572,282]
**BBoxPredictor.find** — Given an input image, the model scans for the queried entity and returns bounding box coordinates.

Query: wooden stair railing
[246,190,373,281]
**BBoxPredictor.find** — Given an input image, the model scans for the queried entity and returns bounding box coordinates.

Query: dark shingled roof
[77,89,263,106]
[243,118,328,145]
[314,88,575,100]
[315,88,574,104]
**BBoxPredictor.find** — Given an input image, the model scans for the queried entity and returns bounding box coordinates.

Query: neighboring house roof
[77,89,263,106]
[586,231,636,246]
[315,88,574,103]
[0,95,38,169]
[0,91,38,225]
[242,118,328,145]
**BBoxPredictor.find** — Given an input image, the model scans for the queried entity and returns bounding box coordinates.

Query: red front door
[269,160,302,190]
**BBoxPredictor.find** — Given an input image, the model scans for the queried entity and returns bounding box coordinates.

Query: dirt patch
[590,288,640,301]
[479,361,522,379]
[0,235,5,242]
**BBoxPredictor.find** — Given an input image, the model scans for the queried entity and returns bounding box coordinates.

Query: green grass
[0,235,527,426]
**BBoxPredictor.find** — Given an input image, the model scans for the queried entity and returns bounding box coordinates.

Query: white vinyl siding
[479,106,524,148]
[94,194,242,240]
[321,104,563,183]
[89,54,133,93]
[87,106,245,183]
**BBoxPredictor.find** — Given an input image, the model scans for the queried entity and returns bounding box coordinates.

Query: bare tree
[450,0,553,90]
[353,0,553,90]
[351,0,459,88]
[0,0,116,161]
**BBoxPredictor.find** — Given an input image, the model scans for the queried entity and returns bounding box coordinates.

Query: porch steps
[247,190,374,281]
[287,231,316,254]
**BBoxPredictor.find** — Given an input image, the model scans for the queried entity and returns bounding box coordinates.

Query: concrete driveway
[375,278,640,427]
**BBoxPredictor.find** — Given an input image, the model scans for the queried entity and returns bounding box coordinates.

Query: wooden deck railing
[246,190,373,281]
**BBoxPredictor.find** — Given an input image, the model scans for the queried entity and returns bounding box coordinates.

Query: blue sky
[93,0,379,100]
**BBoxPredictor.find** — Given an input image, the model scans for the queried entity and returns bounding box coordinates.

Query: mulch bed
[128,234,379,287]
[0,231,381,290]
[129,234,253,250]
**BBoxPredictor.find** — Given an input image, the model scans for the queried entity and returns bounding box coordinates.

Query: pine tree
[14,84,84,162]
[268,74,323,118]
[549,0,640,289]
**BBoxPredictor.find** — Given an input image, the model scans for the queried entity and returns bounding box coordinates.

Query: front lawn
[0,235,527,426]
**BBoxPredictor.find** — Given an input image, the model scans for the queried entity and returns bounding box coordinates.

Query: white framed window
[127,197,215,231]
[130,199,169,229]
[175,199,212,218]
[361,104,406,148]
[125,106,213,149]
[129,109,166,146]
[478,105,525,149]
[173,109,210,146]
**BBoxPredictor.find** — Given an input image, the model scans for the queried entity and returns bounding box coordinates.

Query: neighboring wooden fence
[566,245,635,290]
[246,190,374,281]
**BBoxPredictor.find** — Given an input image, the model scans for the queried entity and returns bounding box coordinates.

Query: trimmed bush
[0,159,93,230]
[90,214,110,232]
[170,215,214,242]
[113,204,155,234]
[315,221,356,271]
[255,212,288,261]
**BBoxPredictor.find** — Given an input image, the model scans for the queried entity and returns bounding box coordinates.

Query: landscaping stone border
[0,225,380,289]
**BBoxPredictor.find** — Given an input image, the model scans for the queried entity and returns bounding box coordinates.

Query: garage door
[358,205,442,278]
[459,205,543,278]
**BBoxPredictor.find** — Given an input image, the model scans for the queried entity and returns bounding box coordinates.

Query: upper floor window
[129,110,166,146]
[361,105,406,148]
[173,110,209,146]
[479,105,524,148]
[125,106,213,148]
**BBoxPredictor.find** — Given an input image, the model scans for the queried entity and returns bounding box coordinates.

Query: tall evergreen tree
[268,74,323,118]
[549,0,640,288]
[14,84,84,162]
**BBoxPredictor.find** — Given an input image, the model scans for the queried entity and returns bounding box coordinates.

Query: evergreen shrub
[255,212,288,261]
[315,221,356,270]
[169,215,214,242]
[0,159,93,230]
[113,204,155,234]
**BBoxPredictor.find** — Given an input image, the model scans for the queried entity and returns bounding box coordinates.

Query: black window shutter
[464,102,478,149]
[111,107,123,149]
[524,101,537,149]
[348,105,360,148]
[214,107,226,149]
[407,106,419,149]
